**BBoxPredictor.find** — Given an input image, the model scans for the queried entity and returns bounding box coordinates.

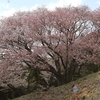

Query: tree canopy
[0,5,100,87]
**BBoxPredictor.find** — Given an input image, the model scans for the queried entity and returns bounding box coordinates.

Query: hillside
[13,71,100,100]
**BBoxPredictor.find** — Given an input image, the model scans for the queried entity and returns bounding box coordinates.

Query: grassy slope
[13,71,100,100]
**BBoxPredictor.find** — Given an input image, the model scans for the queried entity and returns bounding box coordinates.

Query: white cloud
[1,9,16,18]
[0,2,15,18]
[0,0,82,18]
[19,7,29,11]
[30,5,40,10]
[65,0,82,6]
[47,0,82,10]
[29,0,82,11]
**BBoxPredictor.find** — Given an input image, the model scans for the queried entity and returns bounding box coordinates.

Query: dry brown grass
[13,71,100,100]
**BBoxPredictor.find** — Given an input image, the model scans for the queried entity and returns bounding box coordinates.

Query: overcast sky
[0,0,100,18]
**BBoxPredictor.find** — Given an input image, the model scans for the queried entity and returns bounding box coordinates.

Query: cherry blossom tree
[0,6,98,87]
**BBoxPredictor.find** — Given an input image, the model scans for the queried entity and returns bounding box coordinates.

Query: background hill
[12,71,100,100]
